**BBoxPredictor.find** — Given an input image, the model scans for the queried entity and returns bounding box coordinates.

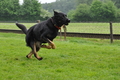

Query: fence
[59,22,120,43]
[0,22,120,43]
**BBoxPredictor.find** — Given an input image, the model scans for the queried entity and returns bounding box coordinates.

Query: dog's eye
[63,15,67,17]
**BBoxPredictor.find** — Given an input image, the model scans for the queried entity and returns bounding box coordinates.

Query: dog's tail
[16,22,27,34]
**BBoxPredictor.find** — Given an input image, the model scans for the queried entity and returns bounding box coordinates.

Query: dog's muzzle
[65,19,70,25]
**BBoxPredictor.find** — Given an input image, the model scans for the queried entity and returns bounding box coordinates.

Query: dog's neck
[51,17,61,30]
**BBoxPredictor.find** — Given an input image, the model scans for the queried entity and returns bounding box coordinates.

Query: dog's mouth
[65,19,70,25]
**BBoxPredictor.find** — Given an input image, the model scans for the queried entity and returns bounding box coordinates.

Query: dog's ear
[53,10,58,15]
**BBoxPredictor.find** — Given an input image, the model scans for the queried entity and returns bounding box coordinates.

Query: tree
[102,1,117,21]
[40,8,52,20]
[42,0,76,14]
[68,10,75,21]
[0,0,48,21]
[76,0,93,5]
[117,9,120,17]
[112,0,120,8]
[0,0,11,20]
[0,0,20,20]
[21,0,41,20]
[72,4,91,22]
[90,0,117,21]
[10,0,20,20]
[68,0,118,22]
[90,0,103,21]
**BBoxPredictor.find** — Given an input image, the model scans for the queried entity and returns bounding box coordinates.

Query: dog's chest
[46,33,57,39]
[47,34,52,37]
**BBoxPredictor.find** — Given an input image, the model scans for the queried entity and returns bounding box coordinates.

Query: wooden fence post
[59,29,62,39]
[63,25,66,40]
[110,22,113,43]
[59,25,67,40]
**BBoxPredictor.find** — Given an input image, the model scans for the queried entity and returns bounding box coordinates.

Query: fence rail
[0,29,120,40]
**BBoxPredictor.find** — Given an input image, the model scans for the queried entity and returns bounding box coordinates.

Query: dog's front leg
[48,39,56,49]
[41,40,55,49]
[41,35,56,49]
[41,45,52,49]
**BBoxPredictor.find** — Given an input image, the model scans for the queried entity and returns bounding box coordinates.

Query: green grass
[0,33,120,80]
[67,23,120,34]
[0,23,120,34]
[0,23,34,30]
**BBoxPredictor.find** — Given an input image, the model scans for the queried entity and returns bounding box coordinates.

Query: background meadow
[0,22,120,34]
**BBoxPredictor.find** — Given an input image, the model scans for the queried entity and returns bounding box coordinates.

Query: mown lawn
[0,33,120,80]
[0,22,120,34]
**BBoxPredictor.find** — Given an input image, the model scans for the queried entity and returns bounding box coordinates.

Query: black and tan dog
[16,10,70,60]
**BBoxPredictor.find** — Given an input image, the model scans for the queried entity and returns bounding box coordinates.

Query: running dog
[16,10,70,60]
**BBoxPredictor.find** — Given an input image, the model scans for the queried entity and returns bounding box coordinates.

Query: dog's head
[53,10,70,27]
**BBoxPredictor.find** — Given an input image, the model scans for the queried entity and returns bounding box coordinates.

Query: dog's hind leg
[26,48,41,59]
[33,42,43,60]
[26,42,42,60]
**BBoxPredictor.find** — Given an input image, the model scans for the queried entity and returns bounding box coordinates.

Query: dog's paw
[52,45,56,49]
[51,43,56,49]
[47,46,52,49]
[26,55,32,58]
[49,42,56,49]
[38,57,43,60]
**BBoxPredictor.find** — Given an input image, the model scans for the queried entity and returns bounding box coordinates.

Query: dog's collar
[51,18,61,30]
[54,24,61,29]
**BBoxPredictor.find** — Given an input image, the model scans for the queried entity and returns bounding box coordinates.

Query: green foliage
[72,4,91,22]
[75,0,120,8]
[90,0,103,21]
[41,0,120,22]
[0,33,120,80]
[90,0,117,21]
[42,0,76,14]
[68,10,75,21]
[40,8,52,20]
[0,0,20,20]
[116,9,120,18]
[0,0,120,22]
[20,0,41,20]
[0,0,49,21]
[76,0,93,5]
[111,0,120,8]
[69,0,118,22]
[101,1,117,21]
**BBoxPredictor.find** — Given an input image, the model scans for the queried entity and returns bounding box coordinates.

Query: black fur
[16,10,70,60]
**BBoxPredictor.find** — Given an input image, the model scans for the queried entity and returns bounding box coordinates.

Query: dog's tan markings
[36,42,41,48]
[33,43,43,60]
[26,51,33,58]
[49,42,56,49]
[41,44,52,49]
[48,40,56,49]
[41,42,56,49]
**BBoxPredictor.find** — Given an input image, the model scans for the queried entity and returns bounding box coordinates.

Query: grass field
[0,22,120,34]
[0,32,120,80]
